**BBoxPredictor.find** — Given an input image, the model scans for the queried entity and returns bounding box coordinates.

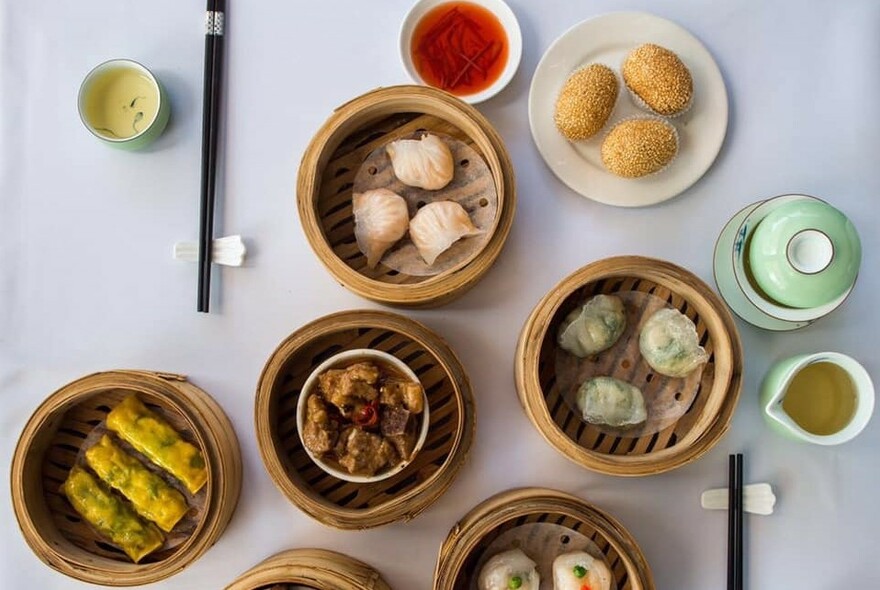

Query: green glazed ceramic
[761,352,875,446]
[748,198,861,309]
[78,59,170,150]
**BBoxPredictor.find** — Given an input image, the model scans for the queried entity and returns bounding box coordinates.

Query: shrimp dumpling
[577,377,646,428]
[478,549,540,590]
[386,133,455,190]
[409,201,482,265]
[557,294,626,357]
[553,551,613,590]
[353,189,409,268]
[639,307,709,378]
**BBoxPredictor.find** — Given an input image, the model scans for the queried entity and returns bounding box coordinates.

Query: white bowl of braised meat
[296,349,430,483]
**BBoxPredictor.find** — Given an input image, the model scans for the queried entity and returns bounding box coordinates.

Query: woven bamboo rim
[515,256,743,477]
[297,84,516,307]
[433,487,654,590]
[225,548,392,590]
[10,370,243,586]
[255,310,475,529]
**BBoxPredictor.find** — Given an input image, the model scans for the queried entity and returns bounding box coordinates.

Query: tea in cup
[761,352,874,445]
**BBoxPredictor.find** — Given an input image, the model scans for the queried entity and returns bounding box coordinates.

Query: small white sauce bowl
[399,0,522,104]
[296,349,430,484]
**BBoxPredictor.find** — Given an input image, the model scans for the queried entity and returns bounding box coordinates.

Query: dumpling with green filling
[639,307,709,378]
[577,376,646,428]
[553,551,613,590]
[478,549,539,590]
[557,294,626,357]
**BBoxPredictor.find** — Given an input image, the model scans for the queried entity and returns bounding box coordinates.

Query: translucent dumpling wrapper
[557,294,627,357]
[353,189,410,268]
[577,376,647,427]
[409,200,482,266]
[639,307,709,378]
[553,551,614,590]
[385,133,455,190]
[478,549,540,590]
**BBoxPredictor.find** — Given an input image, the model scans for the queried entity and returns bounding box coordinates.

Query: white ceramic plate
[400,0,522,104]
[528,12,729,207]
[713,202,805,332]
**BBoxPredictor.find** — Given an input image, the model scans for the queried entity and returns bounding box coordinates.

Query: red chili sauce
[411,2,509,96]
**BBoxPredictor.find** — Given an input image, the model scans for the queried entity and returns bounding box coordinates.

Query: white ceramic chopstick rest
[173,235,246,267]
[701,483,776,516]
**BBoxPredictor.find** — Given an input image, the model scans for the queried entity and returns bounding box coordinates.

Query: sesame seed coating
[554,64,619,141]
[601,118,679,178]
[623,44,693,116]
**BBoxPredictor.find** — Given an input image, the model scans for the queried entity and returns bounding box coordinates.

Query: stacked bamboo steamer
[516,256,743,476]
[10,370,242,586]
[255,310,475,529]
[226,548,391,590]
[297,85,516,307]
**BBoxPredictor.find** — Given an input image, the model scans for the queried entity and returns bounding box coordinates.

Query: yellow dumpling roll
[106,395,208,494]
[86,435,189,532]
[62,466,164,563]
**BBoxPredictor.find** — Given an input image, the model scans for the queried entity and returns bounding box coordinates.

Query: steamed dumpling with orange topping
[553,551,613,590]
[353,189,409,268]
[386,133,455,190]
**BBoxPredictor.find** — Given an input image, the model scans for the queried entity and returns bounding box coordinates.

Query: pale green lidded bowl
[748,198,861,309]
[78,59,170,150]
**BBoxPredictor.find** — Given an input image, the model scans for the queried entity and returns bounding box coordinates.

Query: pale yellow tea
[83,66,158,139]
[782,361,857,436]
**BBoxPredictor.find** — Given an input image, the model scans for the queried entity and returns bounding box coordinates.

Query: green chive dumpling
[577,376,647,428]
[557,294,626,357]
[478,549,539,590]
[553,551,613,590]
[639,307,709,378]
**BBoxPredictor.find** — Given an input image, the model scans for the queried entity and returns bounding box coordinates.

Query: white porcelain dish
[714,202,803,331]
[399,0,522,104]
[296,349,430,484]
[528,11,729,207]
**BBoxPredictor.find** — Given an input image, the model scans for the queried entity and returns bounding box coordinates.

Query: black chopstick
[197,0,226,312]
[727,454,744,590]
[735,453,744,590]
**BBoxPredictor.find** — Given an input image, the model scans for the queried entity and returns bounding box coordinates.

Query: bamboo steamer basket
[297,85,516,307]
[226,548,392,590]
[516,256,743,476]
[434,487,654,590]
[10,370,243,586]
[255,310,475,529]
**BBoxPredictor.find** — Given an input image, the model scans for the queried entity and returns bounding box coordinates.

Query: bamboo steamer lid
[10,370,242,586]
[515,256,743,476]
[255,310,475,529]
[297,85,516,307]
[433,487,655,590]
[225,548,392,590]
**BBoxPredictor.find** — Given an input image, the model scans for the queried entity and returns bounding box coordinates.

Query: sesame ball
[623,44,693,116]
[601,118,679,178]
[554,64,619,141]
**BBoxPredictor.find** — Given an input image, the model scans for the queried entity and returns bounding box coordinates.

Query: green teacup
[78,59,170,150]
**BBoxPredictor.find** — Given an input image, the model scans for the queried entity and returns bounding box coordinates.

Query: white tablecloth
[2,0,879,587]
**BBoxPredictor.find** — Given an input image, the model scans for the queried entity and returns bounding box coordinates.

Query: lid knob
[787,229,833,274]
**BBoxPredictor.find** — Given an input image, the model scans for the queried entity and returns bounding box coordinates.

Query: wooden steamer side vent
[255,309,476,529]
[10,370,242,586]
[225,548,392,590]
[433,487,655,590]
[515,256,744,477]
[297,85,516,307]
